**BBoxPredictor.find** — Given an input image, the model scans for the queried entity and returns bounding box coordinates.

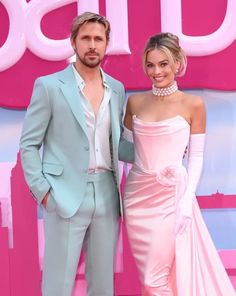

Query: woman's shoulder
[128,91,150,105]
[182,92,204,109]
[128,91,149,100]
[126,91,150,115]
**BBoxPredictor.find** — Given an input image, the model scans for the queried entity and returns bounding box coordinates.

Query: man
[20,12,133,296]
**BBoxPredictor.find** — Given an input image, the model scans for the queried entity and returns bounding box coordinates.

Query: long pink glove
[175,133,206,235]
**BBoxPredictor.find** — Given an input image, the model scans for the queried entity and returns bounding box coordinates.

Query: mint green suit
[20,64,133,296]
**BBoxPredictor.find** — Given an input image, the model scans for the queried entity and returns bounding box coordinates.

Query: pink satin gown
[124,115,235,296]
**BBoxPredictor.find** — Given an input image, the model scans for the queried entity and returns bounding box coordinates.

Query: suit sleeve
[20,78,51,203]
[118,84,134,163]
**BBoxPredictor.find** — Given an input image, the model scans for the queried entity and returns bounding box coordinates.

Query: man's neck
[73,62,102,82]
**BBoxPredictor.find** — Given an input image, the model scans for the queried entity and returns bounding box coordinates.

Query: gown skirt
[124,115,235,296]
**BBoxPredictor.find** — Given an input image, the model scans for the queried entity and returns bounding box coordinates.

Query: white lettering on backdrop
[0,0,130,71]
[0,0,236,71]
[160,0,236,55]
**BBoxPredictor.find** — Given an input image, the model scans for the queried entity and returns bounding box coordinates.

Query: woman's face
[145,48,178,88]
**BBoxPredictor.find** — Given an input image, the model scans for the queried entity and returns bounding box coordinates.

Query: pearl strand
[152,81,178,96]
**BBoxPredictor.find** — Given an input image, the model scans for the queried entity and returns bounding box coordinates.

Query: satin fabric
[124,115,235,296]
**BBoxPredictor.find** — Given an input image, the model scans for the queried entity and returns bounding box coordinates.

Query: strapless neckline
[133,114,190,126]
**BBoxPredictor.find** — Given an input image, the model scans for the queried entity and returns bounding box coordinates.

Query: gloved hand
[122,125,134,143]
[175,133,205,235]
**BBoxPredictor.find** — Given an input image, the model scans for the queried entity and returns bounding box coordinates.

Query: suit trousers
[42,171,119,296]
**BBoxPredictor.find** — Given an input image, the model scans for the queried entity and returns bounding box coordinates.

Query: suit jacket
[20,64,132,218]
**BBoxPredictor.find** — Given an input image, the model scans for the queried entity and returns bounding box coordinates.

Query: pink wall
[1,0,236,108]
[1,1,236,295]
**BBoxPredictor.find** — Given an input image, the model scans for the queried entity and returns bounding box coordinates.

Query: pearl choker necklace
[152,81,178,96]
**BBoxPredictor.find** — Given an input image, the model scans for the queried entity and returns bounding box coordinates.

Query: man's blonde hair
[71,12,110,42]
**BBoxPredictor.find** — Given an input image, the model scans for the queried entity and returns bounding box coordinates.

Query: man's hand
[42,191,50,207]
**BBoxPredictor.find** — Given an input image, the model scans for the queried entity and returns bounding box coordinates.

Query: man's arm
[118,95,134,163]
[20,78,51,204]
[118,137,134,163]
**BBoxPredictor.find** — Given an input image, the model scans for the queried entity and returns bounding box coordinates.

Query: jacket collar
[57,64,120,138]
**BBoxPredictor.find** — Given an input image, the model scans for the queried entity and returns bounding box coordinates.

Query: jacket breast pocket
[42,162,64,176]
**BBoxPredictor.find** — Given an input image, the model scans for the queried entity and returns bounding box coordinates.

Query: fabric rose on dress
[156,165,179,186]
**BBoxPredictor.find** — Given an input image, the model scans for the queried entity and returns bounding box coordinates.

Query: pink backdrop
[1,0,236,295]
[0,0,236,108]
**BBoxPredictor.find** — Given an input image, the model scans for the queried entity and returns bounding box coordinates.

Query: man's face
[71,22,108,68]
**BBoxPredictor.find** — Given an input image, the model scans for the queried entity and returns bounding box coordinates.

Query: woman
[123,33,235,295]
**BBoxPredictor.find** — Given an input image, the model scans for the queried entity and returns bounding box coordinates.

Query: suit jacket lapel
[109,87,121,188]
[59,65,87,136]
[110,89,120,148]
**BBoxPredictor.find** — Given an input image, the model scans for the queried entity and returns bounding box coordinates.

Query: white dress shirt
[72,64,112,172]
